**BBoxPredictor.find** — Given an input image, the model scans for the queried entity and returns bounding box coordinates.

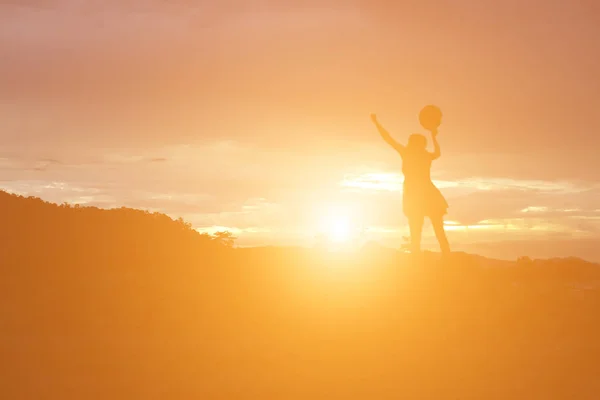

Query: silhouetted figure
[370,111,451,256]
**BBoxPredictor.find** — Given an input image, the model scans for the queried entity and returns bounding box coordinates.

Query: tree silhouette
[211,230,236,247]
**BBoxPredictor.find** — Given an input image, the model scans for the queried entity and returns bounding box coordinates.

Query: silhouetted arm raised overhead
[430,129,441,160]
[370,113,405,155]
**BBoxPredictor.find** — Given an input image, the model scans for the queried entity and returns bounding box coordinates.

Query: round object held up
[419,105,442,131]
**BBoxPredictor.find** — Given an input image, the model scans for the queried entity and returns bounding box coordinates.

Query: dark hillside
[1,191,600,399]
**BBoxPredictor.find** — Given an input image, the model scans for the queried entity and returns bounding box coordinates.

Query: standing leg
[431,214,451,255]
[408,215,425,254]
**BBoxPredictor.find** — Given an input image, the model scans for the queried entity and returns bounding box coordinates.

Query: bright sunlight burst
[326,215,352,243]
[315,202,361,248]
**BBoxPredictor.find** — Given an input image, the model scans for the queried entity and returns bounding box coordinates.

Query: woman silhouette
[370,113,450,255]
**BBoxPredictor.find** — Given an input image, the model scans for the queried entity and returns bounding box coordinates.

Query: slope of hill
[1,191,600,399]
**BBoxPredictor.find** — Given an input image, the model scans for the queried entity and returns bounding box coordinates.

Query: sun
[327,215,352,243]
[314,202,362,248]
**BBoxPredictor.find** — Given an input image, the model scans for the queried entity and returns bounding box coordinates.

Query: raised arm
[430,129,441,160]
[370,113,405,155]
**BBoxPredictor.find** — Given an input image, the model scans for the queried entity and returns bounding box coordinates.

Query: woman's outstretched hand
[370,113,378,124]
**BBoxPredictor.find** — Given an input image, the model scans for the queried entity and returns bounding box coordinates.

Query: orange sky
[1,1,599,260]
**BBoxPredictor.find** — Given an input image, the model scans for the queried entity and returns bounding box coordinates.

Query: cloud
[1,140,599,236]
[335,170,600,246]
[1,148,599,257]
[0,155,64,172]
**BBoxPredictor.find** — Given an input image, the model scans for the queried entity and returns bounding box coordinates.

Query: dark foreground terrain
[1,191,600,399]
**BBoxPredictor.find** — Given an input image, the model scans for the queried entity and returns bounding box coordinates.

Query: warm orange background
[1,1,599,259]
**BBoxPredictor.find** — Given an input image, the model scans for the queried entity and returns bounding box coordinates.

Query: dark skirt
[403,181,448,218]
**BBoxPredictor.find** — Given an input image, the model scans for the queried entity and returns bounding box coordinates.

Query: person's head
[407,134,427,151]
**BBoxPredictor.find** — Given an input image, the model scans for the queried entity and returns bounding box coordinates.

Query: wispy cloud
[341,172,588,194]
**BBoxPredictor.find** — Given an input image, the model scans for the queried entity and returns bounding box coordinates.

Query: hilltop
[1,190,600,399]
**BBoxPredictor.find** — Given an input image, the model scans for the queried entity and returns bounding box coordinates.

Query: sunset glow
[1,1,599,260]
